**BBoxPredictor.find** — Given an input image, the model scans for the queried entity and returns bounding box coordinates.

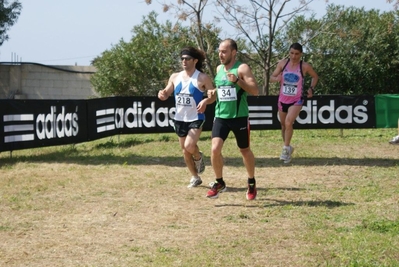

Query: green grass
[0,128,398,266]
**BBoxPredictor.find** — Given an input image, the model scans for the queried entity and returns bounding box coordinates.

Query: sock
[248,177,255,185]
[216,178,224,185]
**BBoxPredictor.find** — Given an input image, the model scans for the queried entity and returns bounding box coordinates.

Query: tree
[148,0,324,95]
[386,0,399,10]
[145,0,221,78]
[282,5,399,95]
[214,0,323,95]
[91,12,196,97]
[0,0,22,46]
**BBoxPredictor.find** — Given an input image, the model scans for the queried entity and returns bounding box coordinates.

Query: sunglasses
[181,57,193,61]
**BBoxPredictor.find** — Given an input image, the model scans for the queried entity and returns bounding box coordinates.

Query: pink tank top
[278,60,304,104]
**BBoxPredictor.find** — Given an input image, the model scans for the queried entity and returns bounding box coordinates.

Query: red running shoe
[246,183,257,200]
[206,182,227,199]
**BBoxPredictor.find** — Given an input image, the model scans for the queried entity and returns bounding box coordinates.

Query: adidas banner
[0,95,376,152]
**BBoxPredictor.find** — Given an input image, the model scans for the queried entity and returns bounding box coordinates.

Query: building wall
[0,63,98,99]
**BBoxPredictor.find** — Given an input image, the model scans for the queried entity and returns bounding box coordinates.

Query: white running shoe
[194,151,205,174]
[279,146,289,161]
[187,176,202,188]
[284,146,294,163]
[280,146,294,163]
[389,135,399,145]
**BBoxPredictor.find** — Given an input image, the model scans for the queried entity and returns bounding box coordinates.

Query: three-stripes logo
[95,108,116,133]
[95,101,175,133]
[3,114,35,143]
[2,106,79,144]
[249,105,274,125]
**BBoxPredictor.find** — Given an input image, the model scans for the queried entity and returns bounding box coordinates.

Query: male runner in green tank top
[206,38,259,200]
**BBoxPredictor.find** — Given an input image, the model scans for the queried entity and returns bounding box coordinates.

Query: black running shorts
[174,120,204,137]
[211,117,250,149]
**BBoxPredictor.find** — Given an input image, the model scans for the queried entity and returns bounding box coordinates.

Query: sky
[0,0,394,66]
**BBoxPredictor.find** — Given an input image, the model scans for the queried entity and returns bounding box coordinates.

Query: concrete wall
[0,63,99,99]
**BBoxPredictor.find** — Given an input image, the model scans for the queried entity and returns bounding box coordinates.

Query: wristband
[233,76,239,83]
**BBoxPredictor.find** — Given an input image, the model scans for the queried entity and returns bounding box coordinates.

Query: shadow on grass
[214,194,353,209]
[93,135,211,149]
[255,156,399,167]
[1,153,398,168]
[94,138,154,149]
[209,186,352,208]
[213,199,353,208]
[261,198,354,208]
[210,186,305,194]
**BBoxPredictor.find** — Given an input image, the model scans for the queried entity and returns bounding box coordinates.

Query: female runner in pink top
[270,43,318,163]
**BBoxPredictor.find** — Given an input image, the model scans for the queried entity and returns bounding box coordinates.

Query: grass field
[0,128,398,267]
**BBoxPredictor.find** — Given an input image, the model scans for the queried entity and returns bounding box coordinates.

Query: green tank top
[214,61,249,119]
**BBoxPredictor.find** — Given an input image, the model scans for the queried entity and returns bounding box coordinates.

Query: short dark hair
[180,47,205,72]
[222,38,238,52]
[290,43,303,53]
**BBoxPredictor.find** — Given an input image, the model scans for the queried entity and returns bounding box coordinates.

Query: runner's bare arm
[236,63,259,96]
[158,73,177,100]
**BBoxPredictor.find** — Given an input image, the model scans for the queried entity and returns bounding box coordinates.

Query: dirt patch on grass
[1,130,399,266]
